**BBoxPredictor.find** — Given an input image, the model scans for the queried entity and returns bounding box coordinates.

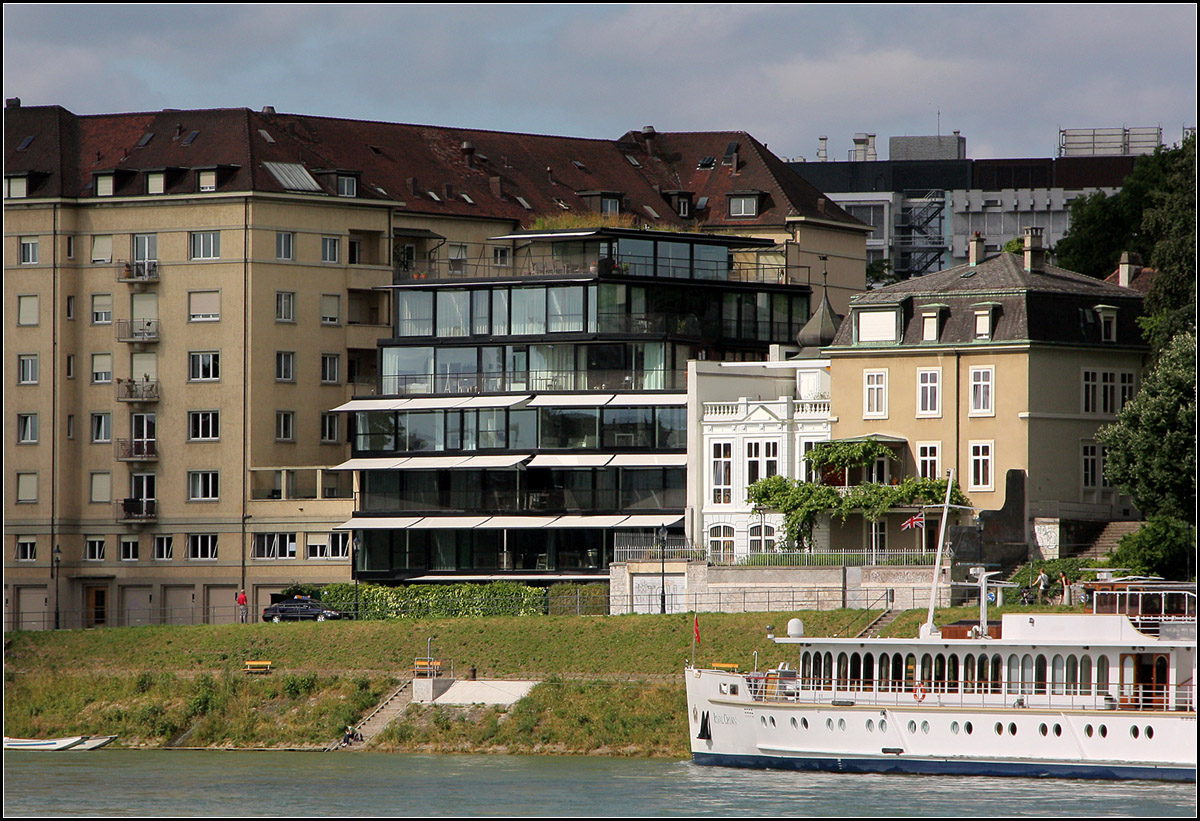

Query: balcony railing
[116,498,157,521]
[117,259,160,283]
[116,378,160,402]
[115,318,160,343]
[115,438,158,461]
[378,368,685,396]
[356,488,685,515]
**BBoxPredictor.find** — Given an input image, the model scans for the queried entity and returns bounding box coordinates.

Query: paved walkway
[433,680,539,706]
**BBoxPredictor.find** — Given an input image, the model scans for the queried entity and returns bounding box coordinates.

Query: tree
[1096,331,1196,524]
[1138,133,1196,357]
[1107,515,1195,580]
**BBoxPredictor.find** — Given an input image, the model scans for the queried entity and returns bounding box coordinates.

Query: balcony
[116,378,160,403]
[116,498,157,522]
[377,368,686,397]
[117,259,160,285]
[115,438,158,462]
[115,318,160,344]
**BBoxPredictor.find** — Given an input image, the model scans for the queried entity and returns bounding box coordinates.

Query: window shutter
[92,235,113,262]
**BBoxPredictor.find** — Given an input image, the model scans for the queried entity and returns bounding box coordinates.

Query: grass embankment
[3,604,1066,755]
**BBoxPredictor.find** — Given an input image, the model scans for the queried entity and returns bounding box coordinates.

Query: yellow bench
[243,660,273,675]
[712,663,740,671]
[414,659,442,677]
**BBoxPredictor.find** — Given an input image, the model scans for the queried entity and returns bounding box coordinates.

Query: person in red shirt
[237,589,248,623]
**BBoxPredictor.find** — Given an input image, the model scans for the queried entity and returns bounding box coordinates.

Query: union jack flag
[901,512,925,530]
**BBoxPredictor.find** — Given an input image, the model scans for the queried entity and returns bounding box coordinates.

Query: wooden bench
[413,659,442,678]
[711,663,740,672]
[243,660,273,675]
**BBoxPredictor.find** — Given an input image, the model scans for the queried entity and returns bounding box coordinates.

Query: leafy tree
[1138,133,1196,357]
[1107,515,1195,580]
[1097,331,1196,524]
[866,258,901,288]
[1002,236,1025,254]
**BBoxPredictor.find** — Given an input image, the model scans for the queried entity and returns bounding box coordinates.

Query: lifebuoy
[914,683,927,703]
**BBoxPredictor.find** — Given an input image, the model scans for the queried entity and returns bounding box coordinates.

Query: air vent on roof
[625,154,641,167]
[136,132,154,148]
[259,129,276,144]
[182,130,200,146]
[16,135,34,151]
[697,156,715,170]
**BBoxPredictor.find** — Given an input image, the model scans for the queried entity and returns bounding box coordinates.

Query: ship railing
[740,677,1195,713]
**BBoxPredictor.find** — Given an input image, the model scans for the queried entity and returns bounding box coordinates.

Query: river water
[4,750,1195,817]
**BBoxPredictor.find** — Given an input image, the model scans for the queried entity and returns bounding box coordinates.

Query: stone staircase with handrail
[1076,521,1144,562]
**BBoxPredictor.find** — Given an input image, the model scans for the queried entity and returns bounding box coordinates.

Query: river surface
[3,750,1195,817]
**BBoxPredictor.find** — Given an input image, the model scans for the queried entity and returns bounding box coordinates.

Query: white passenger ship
[685,475,1196,781]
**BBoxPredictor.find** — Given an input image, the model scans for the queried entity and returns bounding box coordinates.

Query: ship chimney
[968,232,986,267]
[1023,226,1046,273]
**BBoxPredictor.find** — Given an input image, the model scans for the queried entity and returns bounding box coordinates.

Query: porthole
[1053,724,1062,737]
[1130,725,1139,739]
[964,721,973,735]
[1085,724,1094,738]
[1039,723,1048,737]
[866,719,875,733]
[826,718,834,731]
[790,717,798,730]
[950,721,960,735]
[838,718,846,731]
[1145,726,1154,739]
[1008,722,1018,736]
[769,716,776,728]
[1099,725,1107,738]
[801,717,809,730]
[920,721,930,734]
[994,722,1004,736]
[692,707,698,721]
[760,716,767,727]
[908,720,918,733]
[879,719,887,732]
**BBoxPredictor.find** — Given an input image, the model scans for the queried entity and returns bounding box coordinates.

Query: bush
[319,581,547,619]
[1108,516,1196,580]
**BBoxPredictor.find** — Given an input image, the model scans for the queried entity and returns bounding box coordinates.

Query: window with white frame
[328,531,350,558]
[1101,371,1118,415]
[18,354,38,384]
[189,351,220,381]
[90,353,112,383]
[253,532,297,560]
[337,175,357,197]
[1081,442,1113,491]
[745,440,779,485]
[188,290,220,322]
[969,367,994,415]
[120,537,139,562]
[276,231,294,261]
[90,293,112,324]
[197,170,217,192]
[7,176,28,198]
[275,351,295,382]
[187,470,219,501]
[20,236,39,264]
[492,247,511,269]
[16,472,37,503]
[146,172,165,195]
[448,244,467,274]
[17,294,39,325]
[16,536,36,562]
[90,412,112,443]
[917,442,940,480]
[711,442,733,504]
[66,294,75,318]
[868,520,887,552]
[321,237,340,263]
[921,311,940,342]
[189,231,220,260]
[917,368,940,416]
[321,353,340,384]
[320,294,340,324]
[91,234,113,263]
[154,535,174,560]
[973,309,993,340]
[1083,369,1135,415]
[1082,370,1098,414]
[749,523,776,553]
[187,533,218,560]
[969,441,993,491]
[800,440,820,483]
[276,411,295,442]
[708,525,735,562]
[1120,372,1137,407]
[89,471,111,503]
[276,291,295,322]
[348,238,362,265]
[17,413,38,443]
[864,370,887,418]
[320,413,340,443]
[85,536,106,561]
[188,410,219,441]
[133,233,158,262]
[728,195,758,217]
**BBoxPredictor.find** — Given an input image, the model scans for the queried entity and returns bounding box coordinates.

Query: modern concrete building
[4,102,867,628]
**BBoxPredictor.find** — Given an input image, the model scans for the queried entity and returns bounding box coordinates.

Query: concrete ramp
[433,680,539,706]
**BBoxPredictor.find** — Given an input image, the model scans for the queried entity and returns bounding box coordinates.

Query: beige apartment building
[5,102,868,629]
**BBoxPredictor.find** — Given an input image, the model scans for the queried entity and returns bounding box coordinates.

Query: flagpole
[691,612,696,667]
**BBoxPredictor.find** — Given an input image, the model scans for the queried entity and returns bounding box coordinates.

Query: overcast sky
[4,4,1195,160]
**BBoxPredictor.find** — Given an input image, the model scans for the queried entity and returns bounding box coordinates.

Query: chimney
[866,134,877,162]
[489,175,503,199]
[546,166,554,184]
[642,125,656,157]
[818,136,828,162]
[1117,251,1142,288]
[1023,226,1046,272]
[968,232,986,267]
[261,105,276,115]
[5,97,20,108]
[407,177,419,196]
[852,133,869,161]
[460,141,475,169]
[443,183,454,200]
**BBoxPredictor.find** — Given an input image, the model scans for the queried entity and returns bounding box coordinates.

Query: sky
[3,4,1196,161]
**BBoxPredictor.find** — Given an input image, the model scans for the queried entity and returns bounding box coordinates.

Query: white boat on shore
[4,735,117,751]
[685,472,1197,782]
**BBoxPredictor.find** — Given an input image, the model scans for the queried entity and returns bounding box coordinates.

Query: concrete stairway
[327,678,413,751]
[1076,521,1145,562]
[857,609,899,638]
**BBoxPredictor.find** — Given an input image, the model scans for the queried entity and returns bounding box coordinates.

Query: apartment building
[5,102,867,628]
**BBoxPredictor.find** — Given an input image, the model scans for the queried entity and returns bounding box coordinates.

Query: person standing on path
[237,589,248,623]
[1035,570,1050,604]
[1059,571,1071,606]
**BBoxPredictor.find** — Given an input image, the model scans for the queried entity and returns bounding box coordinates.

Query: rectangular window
[187,534,218,561]
[275,351,295,382]
[91,235,113,263]
[864,370,887,418]
[448,244,467,274]
[276,231,294,261]
[188,471,219,501]
[308,531,350,559]
[917,442,940,480]
[320,353,340,384]
[745,440,779,486]
[120,537,139,562]
[91,412,112,443]
[90,353,112,384]
[1082,370,1098,414]
[189,231,220,260]
[91,293,112,324]
[437,290,470,337]
[969,367,994,415]
[917,368,941,416]
[320,413,340,443]
[970,441,993,491]
[16,537,36,562]
[492,247,511,269]
[868,520,887,552]
[90,472,111,503]
[728,195,758,217]
[20,236,38,264]
[188,290,220,322]
[66,294,75,318]
[18,354,38,384]
[321,237,339,263]
[197,170,217,192]
[348,238,362,265]
[16,472,37,503]
[276,411,295,442]
[17,413,38,443]
[974,310,992,340]
[154,535,174,561]
[95,175,114,197]
[253,532,297,560]
[1082,443,1099,489]
[1101,371,1117,415]
[147,172,165,195]
[337,176,357,197]
[188,410,219,441]
[1120,372,1137,409]
[711,441,732,504]
[17,294,39,325]
[276,291,295,322]
[133,233,157,262]
[922,312,940,342]
[85,537,106,561]
[189,351,220,381]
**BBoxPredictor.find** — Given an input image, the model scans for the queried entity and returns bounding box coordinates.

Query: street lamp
[52,544,62,630]
[426,634,437,675]
[658,527,669,614]
[352,535,361,620]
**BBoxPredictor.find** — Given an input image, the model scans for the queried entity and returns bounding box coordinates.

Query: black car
[262,598,343,622]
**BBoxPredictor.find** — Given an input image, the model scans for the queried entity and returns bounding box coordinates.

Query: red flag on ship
[901,512,925,530]
[694,614,701,646]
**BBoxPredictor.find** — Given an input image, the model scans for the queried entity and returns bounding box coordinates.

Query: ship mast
[920,469,956,638]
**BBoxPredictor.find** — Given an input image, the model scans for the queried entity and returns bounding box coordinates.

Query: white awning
[607,453,688,467]
[331,398,409,412]
[527,394,614,407]
[335,516,422,530]
[334,457,409,470]
[477,516,560,529]
[456,454,531,468]
[410,516,489,529]
[617,514,684,528]
[549,515,631,528]
[397,397,472,411]
[392,456,470,469]
[527,454,612,467]
[455,395,530,408]
[607,393,687,406]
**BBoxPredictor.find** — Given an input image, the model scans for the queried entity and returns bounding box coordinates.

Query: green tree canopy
[1138,133,1196,356]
